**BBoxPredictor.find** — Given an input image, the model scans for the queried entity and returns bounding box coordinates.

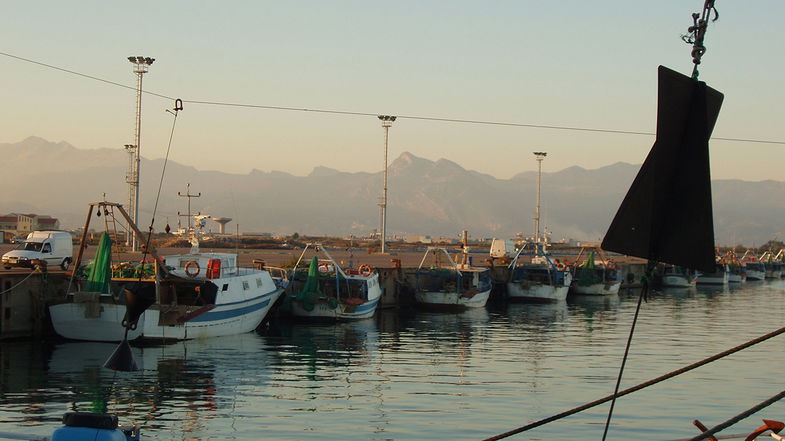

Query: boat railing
[291,243,349,279]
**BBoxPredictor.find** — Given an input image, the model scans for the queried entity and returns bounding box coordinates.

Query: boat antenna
[143,98,183,262]
[682,0,719,80]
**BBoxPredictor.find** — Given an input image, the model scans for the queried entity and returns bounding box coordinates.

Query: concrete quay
[0,245,648,340]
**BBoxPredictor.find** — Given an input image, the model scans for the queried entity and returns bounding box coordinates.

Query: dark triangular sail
[602,66,723,272]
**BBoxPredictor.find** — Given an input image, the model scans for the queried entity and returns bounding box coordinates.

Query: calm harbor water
[2,280,785,441]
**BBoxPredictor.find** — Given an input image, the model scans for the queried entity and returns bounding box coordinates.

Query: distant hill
[0,136,781,246]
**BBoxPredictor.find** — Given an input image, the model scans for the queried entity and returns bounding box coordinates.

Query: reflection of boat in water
[567,293,620,316]
[262,318,378,366]
[283,243,381,320]
[49,202,283,342]
[506,301,569,328]
[414,246,491,310]
[655,286,696,298]
[695,282,730,296]
[32,333,273,439]
[568,243,622,296]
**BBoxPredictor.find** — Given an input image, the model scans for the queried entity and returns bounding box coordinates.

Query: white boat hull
[745,270,765,281]
[507,282,569,302]
[696,273,728,285]
[50,288,283,341]
[571,281,621,296]
[50,296,143,342]
[728,273,745,283]
[415,288,490,309]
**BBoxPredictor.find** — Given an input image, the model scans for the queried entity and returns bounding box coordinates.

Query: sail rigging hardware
[682,0,719,79]
[174,98,183,112]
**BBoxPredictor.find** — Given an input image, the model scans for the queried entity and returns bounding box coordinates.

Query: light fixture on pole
[533,152,547,247]
[127,56,154,252]
[377,115,396,254]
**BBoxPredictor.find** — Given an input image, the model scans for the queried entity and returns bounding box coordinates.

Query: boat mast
[533,152,547,251]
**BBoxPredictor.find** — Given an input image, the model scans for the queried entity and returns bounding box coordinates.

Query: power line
[2,50,784,145]
[0,51,175,101]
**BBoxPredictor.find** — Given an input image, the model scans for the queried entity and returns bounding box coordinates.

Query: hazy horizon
[1,2,783,183]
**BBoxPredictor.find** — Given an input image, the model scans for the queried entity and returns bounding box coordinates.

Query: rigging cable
[478,323,785,441]
[0,50,783,146]
[601,261,655,441]
[138,98,183,271]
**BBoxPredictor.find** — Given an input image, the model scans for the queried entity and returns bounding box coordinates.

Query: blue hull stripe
[188,289,280,323]
[350,298,379,313]
[218,289,278,307]
[189,298,271,322]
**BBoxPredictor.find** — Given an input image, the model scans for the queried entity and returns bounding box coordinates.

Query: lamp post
[377,115,396,254]
[533,152,547,246]
[127,56,154,252]
[124,143,137,247]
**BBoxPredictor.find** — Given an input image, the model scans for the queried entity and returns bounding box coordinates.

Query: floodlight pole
[378,115,396,254]
[127,56,154,252]
[533,152,547,247]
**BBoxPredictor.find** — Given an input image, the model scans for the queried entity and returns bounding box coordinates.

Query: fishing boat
[718,250,746,283]
[759,251,783,279]
[654,264,698,288]
[507,242,572,302]
[740,250,766,281]
[414,247,492,310]
[48,201,284,342]
[283,243,381,320]
[695,263,729,285]
[568,243,622,296]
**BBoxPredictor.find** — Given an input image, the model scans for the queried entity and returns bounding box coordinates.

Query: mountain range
[1,136,782,246]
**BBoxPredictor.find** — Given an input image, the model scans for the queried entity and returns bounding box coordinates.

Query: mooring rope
[478,324,785,441]
[0,267,41,295]
[686,390,785,441]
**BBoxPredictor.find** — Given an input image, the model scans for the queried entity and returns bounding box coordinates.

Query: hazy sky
[1,1,783,181]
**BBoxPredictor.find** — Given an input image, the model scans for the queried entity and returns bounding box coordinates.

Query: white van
[2,231,73,270]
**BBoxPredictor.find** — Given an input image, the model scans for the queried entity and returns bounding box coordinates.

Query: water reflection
[653,286,695,297]
[505,301,568,331]
[0,333,272,437]
[695,283,730,297]
[567,294,620,318]
[6,282,785,441]
[261,318,378,372]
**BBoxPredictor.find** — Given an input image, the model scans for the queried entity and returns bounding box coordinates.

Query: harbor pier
[0,255,648,340]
